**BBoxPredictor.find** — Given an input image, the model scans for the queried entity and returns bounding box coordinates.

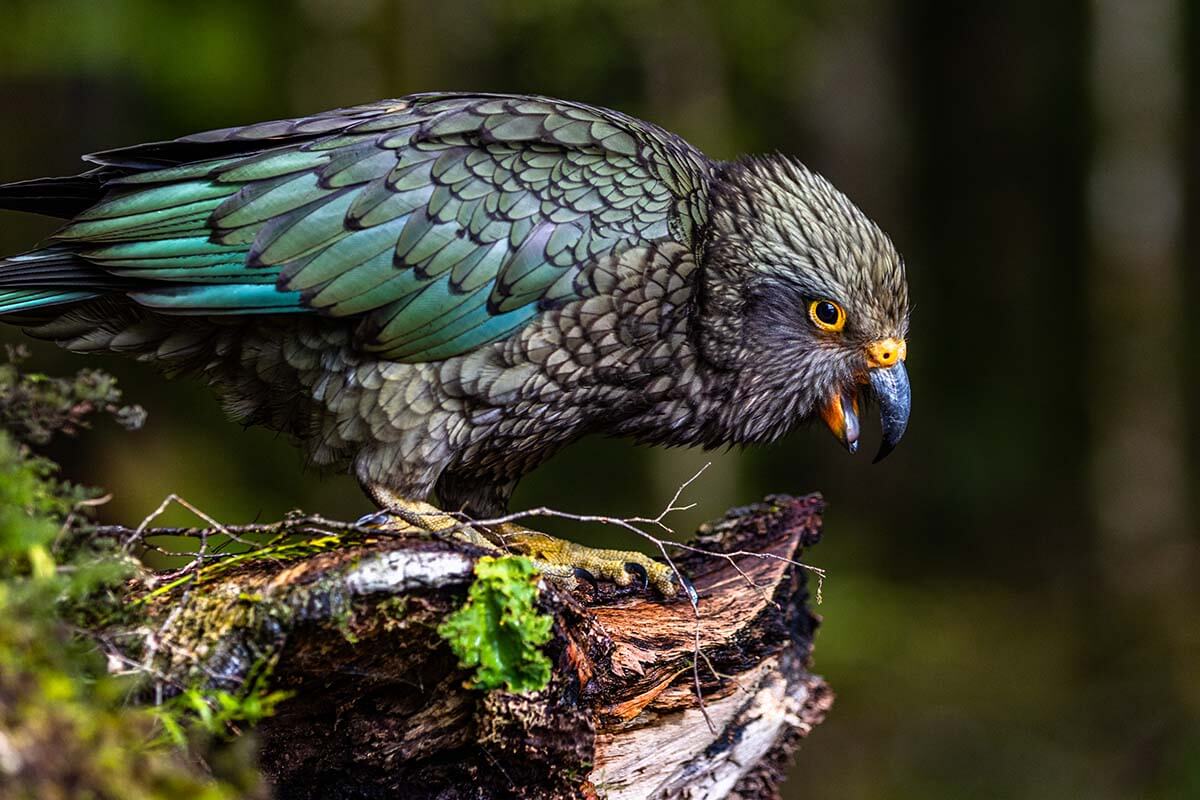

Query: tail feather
[0,169,128,316]
[0,168,119,218]
[0,288,99,313]
[0,249,141,315]
[0,250,100,286]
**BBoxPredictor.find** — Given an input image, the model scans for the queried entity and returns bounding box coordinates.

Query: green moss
[436,556,554,694]
[0,430,263,798]
[376,595,411,630]
[332,598,361,644]
[0,357,266,798]
[134,533,351,608]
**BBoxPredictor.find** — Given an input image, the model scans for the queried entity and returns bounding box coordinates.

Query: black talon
[677,574,699,605]
[624,562,650,590]
[356,510,394,527]
[573,567,599,592]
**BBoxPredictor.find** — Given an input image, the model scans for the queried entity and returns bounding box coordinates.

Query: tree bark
[136,494,832,800]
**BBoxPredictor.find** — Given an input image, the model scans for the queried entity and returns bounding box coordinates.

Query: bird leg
[356,492,493,549]
[359,490,691,599]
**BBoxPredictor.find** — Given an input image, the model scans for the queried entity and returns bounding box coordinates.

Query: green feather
[0,289,97,313]
[112,158,238,185]
[497,223,554,288]
[381,281,492,349]
[412,231,478,276]
[308,251,427,315]
[393,209,443,260]
[351,184,432,228]
[388,158,436,192]
[450,239,508,293]
[8,92,712,363]
[283,218,407,290]
[250,189,356,265]
[214,173,336,230]
[57,198,223,241]
[86,236,245,263]
[386,305,537,362]
[320,147,396,188]
[217,149,332,183]
[130,283,305,314]
[425,110,483,138]
[370,274,466,344]
[77,181,234,220]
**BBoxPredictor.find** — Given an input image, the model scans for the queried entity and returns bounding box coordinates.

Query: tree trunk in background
[629,0,746,519]
[1088,0,1192,590]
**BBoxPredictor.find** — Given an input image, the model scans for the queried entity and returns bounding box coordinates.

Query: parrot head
[700,155,910,461]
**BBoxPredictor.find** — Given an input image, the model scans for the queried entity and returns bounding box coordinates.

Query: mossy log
[133,494,832,799]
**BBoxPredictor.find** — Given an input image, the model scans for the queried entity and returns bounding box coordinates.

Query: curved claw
[675,574,699,606]
[624,561,650,591]
[355,510,394,528]
[572,566,599,592]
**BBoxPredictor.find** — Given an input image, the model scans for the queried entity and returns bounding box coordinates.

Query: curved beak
[868,361,910,462]
[818,337,911,461]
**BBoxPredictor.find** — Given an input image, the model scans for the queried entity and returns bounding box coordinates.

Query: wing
[35,93,712,362]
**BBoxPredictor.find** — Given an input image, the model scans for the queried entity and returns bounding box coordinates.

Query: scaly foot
[358,499,694,601]
[356,498,493,549]
[491,523,696,602]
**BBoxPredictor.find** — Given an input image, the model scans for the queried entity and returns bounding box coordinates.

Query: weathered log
[135,494,832,799]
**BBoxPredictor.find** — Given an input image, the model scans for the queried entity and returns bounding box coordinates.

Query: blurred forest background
[1,0,1198,797]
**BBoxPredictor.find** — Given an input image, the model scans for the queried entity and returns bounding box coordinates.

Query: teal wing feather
[38,94,713,362]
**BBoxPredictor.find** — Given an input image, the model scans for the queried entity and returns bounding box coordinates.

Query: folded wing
[1,93,710,363]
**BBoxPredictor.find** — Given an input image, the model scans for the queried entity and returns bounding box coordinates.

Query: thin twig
[96,467,825,734]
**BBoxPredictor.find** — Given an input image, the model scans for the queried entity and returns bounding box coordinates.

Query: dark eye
[808,300,846,332]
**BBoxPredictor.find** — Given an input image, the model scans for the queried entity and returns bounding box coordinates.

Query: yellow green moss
[436,556,553,694]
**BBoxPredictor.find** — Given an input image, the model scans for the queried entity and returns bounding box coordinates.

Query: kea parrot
[0,93,910,597]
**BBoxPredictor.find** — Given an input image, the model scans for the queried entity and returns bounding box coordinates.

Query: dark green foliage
[0,344,145,447]
[437,555,554,693]
[153,674,293,750]
[0,355,264,799]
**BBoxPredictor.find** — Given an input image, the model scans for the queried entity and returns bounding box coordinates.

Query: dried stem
[93,470,826,730]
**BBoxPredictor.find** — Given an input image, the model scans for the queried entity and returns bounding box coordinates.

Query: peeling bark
[134,494,832,799]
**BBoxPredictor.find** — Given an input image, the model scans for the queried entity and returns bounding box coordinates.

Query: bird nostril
[868,340,904,368]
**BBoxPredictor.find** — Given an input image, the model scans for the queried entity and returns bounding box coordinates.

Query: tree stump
[137,494,832,799]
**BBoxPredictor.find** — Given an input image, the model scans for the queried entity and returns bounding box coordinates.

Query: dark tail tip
[0,169,114,219]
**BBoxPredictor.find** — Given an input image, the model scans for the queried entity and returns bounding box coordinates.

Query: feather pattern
[0,94,911,524]
[0,92,711,362]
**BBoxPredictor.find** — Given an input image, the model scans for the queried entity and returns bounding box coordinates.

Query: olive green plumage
[0,92,909,515]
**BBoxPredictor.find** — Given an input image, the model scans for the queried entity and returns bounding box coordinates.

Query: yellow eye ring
[808,299,846,332]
